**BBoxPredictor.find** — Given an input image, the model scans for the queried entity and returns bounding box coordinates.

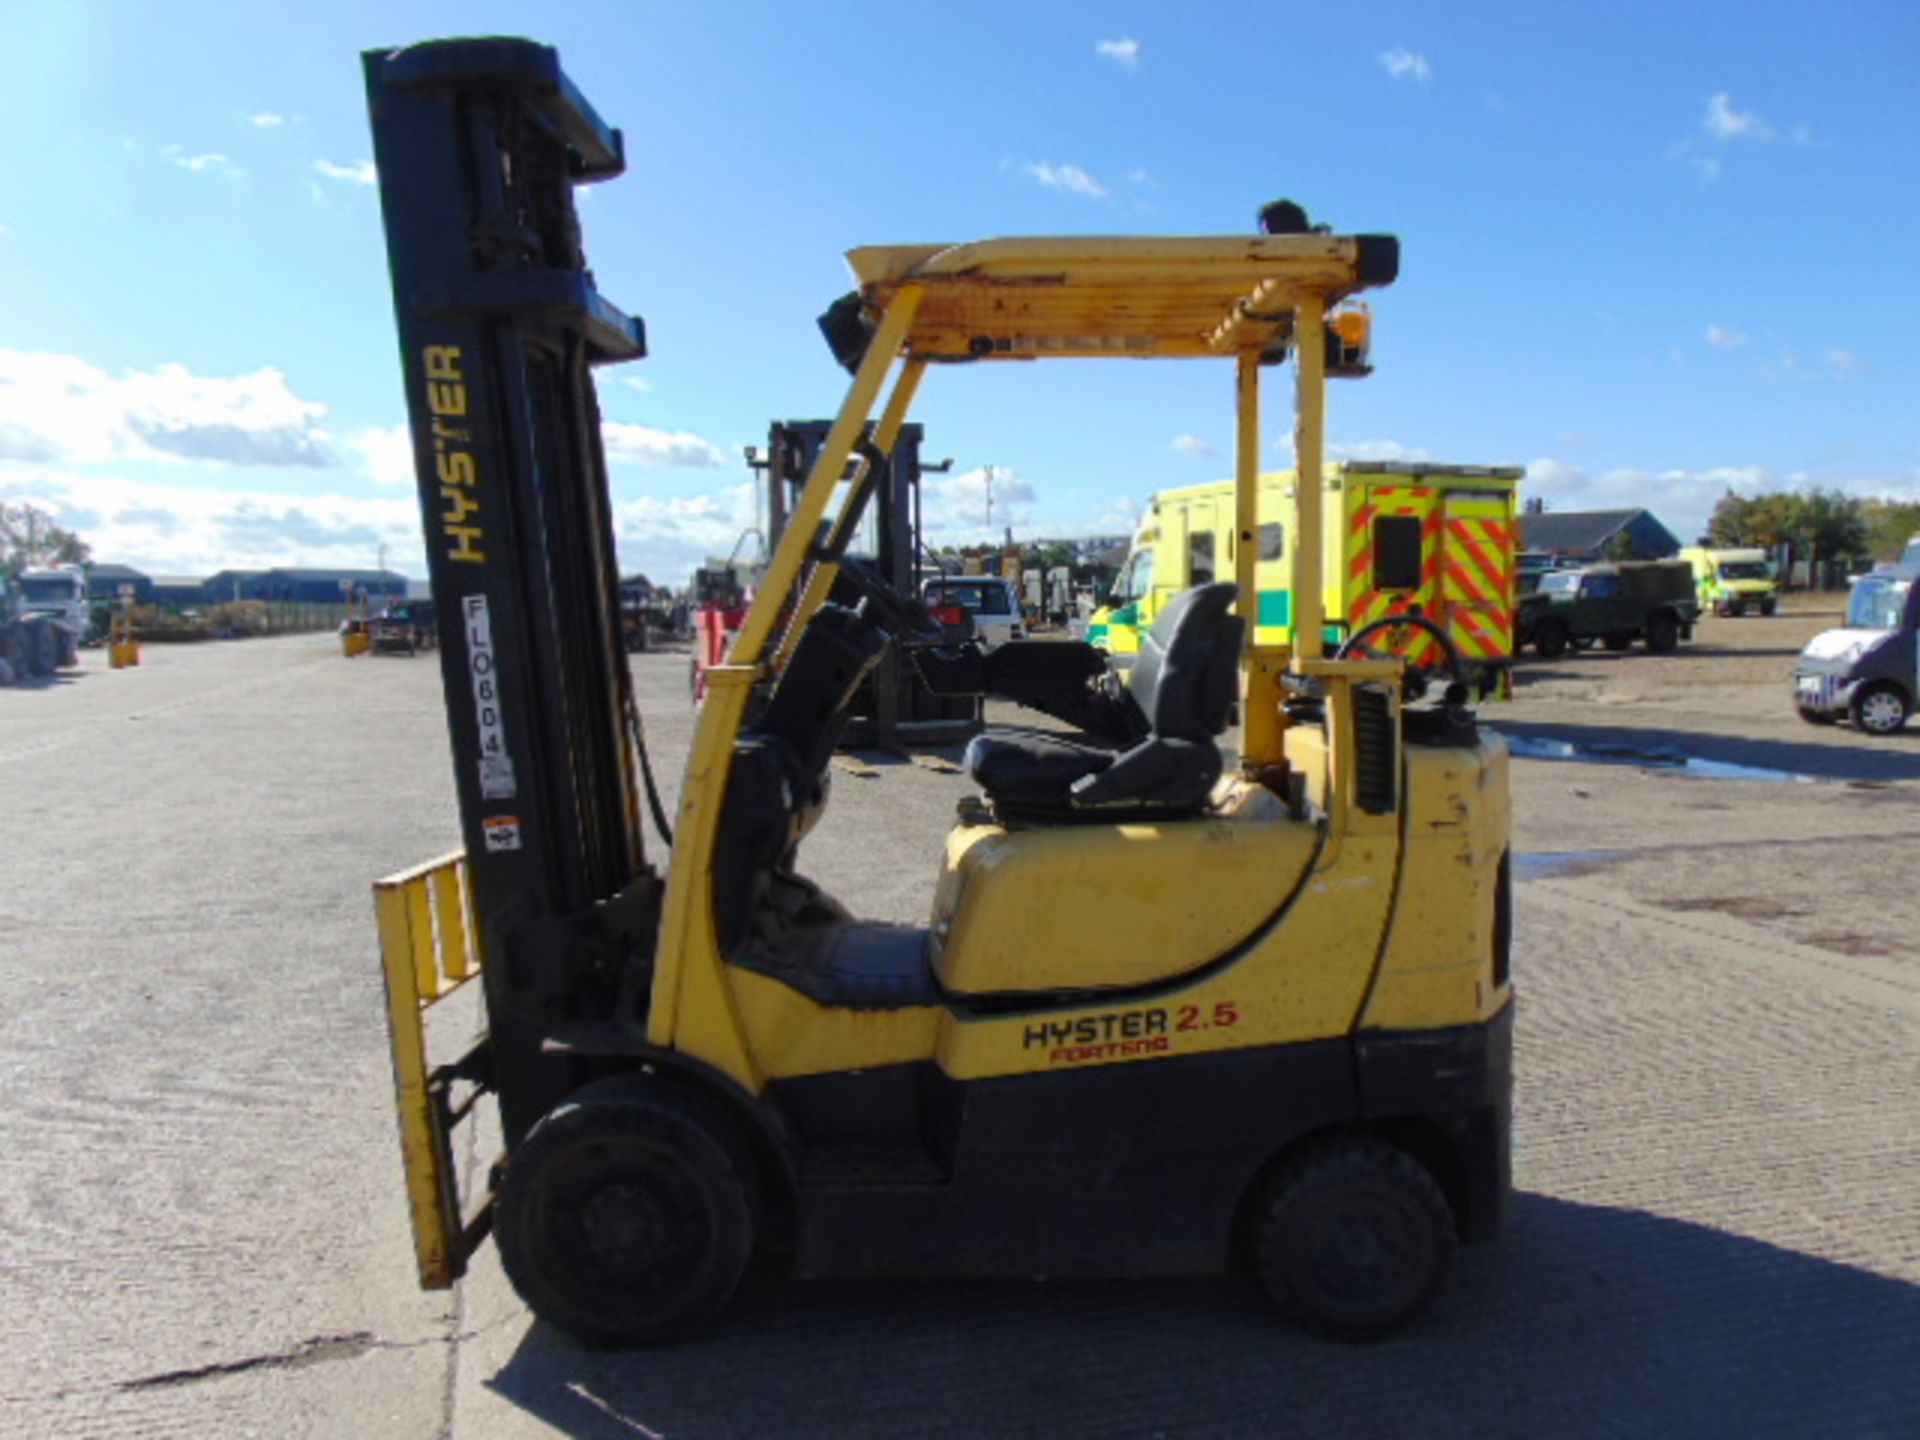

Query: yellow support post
[1291,291,1327,668]
[1235,353,1287,769]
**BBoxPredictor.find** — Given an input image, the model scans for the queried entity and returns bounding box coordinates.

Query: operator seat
[964,582,1243,822]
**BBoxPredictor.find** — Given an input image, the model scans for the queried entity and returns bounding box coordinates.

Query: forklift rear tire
[1254,1136,1456,1342]
[496,1075,759,1348]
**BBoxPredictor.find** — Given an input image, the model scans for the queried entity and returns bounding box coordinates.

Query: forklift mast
[364,39,653,1140]
[751,420,977,745]
[756,420,925,592]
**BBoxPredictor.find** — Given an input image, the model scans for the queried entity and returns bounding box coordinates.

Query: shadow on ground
[480,1192,1919,1439]
[1491,717,1920,784]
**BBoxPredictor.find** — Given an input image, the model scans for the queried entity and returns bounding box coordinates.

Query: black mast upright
[364,39,649,1140]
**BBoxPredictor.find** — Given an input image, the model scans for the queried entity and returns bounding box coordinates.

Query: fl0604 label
[1023,1000,1240,1066]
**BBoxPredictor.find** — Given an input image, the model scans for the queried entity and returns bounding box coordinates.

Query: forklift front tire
[496,1075,759,1348]
[1254,1136,1456,1342]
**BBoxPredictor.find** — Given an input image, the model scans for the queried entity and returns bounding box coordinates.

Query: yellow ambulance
[1088,462,1523,692]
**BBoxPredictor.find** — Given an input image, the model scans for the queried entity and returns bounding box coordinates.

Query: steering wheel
[833,559,947,640]
[1333,612,1469,704]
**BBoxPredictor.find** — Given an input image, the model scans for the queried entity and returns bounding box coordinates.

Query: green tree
[0,502,91,586]
[1706,490,1759,547]
[1784,489,1866,587]
[1862,498,1920,562]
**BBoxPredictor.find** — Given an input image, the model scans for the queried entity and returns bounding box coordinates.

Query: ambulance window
[1190,531,1215,585]
[1374,515,1423,591]
[1258,523,1285,562]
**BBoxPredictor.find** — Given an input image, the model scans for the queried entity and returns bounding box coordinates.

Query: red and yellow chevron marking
[1346,488,1439,664]
[1439,515,1514,660]
[1340,490,1518,672]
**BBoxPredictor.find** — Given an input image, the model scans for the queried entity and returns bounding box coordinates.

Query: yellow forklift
[365,40,1511,1346]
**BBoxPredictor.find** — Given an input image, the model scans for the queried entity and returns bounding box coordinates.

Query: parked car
[1793,564,1918,733]
[368,600,438,655]
[920,575,1024,651]
[1515,560,1698,658]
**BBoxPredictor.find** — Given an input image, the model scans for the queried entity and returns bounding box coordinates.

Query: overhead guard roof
[844,232,1399,361]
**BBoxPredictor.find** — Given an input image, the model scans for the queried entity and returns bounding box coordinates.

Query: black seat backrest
[1127,582,1243,741]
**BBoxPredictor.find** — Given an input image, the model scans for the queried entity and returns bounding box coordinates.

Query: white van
[921,575,1024,651]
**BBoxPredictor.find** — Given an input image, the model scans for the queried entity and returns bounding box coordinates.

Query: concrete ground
[1,602,1916,1439]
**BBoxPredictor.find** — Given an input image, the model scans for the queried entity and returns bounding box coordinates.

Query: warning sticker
[463,595,517,800]
[482,816,522,852]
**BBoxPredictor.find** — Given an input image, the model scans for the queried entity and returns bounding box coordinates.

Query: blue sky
[2,0,1914,583]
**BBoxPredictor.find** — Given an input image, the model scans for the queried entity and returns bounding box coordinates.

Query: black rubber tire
[1532,623,1570,659]
[1254,1136,1456,1342]
[1760,598,1777,617]
[1644,613,1680,654]
[1,625,26,679]
[27,621,59,678]
[1601,633,1633,652]
[1797,705,1835,726]
[1849,684,1911,736]
[496,1075,759,1348]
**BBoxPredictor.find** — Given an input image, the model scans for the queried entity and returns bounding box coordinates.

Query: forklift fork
[372,852,495,1288]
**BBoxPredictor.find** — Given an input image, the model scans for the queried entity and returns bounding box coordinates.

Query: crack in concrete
[117,1331,384,1391]
[0,1321,509,1406]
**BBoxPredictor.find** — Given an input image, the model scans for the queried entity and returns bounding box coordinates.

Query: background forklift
[366,38,1511,1347]
[738,420,979,746]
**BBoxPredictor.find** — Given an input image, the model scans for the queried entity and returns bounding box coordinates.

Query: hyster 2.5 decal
[1023,1000,1240,1066]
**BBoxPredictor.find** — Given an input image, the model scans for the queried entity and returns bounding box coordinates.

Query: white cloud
[1704,92,1772,141]
[347,424,415,487]
[1825,348,1863,378]
[244,112,286,129]
[0,471,425,576]
[1379,49,1432,83]
[601,421,729,469]
[1705,324,1749,348]
[313,159,377,187]
[164,146,244,179]
[1092,494,1143,535]
[1023,161,1108,200]
[919,465,1037,542]
[1127,168,1152,186]
[1096,37,1141,69]
[614,375,654,394]
[0,348,334,469]
[1171,434,1218,460]
[611,483,759,582]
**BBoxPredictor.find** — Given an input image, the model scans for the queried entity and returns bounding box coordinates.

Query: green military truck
[1516,559,1699,658]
